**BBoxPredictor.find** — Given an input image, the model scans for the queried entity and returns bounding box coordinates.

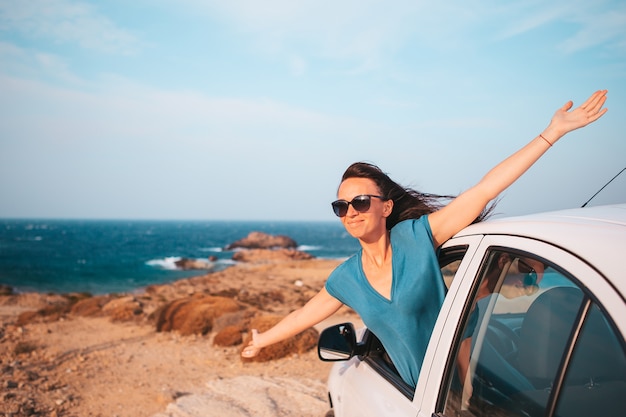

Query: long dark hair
[340,162,493,230]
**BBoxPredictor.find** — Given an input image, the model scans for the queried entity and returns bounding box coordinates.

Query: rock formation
[174,258,215,270]
[225,231,297,250]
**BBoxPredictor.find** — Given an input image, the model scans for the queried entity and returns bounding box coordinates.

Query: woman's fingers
[241,345,260,358]
[241,329,261,358]
[551,90,608,136]
[581,89,607,111]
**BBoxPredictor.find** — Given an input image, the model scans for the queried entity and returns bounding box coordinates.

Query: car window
[552,303,626,416]
[439,245,468,290]
[440,248,626,417]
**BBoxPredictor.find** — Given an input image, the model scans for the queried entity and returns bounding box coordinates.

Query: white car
[318,203,626,417]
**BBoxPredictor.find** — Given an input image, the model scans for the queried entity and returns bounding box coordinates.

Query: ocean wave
[298,245,321,251]
[146,256,235,270]
[199,247,224,252]
[146,256,182,270]
[14,236,43,242]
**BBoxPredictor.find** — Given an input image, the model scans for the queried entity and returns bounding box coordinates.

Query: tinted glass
[442,250,584,417]
[554,303,626,416]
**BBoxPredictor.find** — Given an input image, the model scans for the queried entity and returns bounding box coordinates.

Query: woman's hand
[241,329,261,358]
[543,90,608,143]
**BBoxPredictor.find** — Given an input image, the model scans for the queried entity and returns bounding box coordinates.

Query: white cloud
[0,69,377,151]
[288,55,307,77]
[0,41,87,86]
[559,8,626,53]
[177,0,435,70]
[0,0,140,54]
[179,0,626,65]
[493,1,626,54]
[494,3,567,40]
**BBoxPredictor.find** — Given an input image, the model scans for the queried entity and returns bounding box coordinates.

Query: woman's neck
[360,230,391,269]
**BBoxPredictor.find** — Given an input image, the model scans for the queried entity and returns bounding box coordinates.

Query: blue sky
[1,0,624,221]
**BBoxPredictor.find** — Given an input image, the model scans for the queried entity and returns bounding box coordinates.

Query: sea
[0,219,359,295]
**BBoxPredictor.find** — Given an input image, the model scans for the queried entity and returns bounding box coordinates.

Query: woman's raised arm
[429,90,608,247]
[241,287,344,358]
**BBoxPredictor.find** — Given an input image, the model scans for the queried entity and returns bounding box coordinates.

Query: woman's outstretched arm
[241,287,344,358]
[429,89,608,247]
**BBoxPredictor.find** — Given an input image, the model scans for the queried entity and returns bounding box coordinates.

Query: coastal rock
[70,295,113,317]
[0,285,13,296]
[236,288,285,310]
[240,315,318,362]
[102,296,143,322]
[213,325,244,346]
[16,293,92,325]
[232,248,313,263]
[225,232,297,250]
[174,257,215,270]
[155,295,241,336]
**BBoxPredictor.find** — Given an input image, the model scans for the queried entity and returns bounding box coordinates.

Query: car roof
[454,203,626,296]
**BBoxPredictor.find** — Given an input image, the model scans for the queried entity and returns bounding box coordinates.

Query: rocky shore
[0,233,360,417]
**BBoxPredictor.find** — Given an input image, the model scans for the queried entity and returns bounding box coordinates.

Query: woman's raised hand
[543,90,608,144]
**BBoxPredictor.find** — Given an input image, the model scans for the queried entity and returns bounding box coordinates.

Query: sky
[0,0,625,221]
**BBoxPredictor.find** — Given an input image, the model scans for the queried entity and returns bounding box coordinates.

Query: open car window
[439,245,468,290]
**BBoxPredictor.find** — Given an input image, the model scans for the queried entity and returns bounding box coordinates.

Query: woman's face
[336,177,391,242]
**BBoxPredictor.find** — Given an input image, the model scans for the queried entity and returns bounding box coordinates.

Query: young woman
[241,90,608,388]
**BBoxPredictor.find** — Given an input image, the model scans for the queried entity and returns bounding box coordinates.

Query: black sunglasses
[331,194,384,217]
[518,259,538,288]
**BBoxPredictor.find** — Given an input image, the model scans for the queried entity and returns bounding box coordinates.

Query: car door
[417,235,626,417]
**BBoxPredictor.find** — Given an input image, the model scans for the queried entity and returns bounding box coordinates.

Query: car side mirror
[318,322,358,361]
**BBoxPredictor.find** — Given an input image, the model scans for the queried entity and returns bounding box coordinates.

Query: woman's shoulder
[330,252,360,275]
[392,216,430,232]
[326,253,361,291]
[391,216,434,244]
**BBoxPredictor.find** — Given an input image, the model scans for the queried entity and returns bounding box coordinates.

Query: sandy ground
[0,258,362,417]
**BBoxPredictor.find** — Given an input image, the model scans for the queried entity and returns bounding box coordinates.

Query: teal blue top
[325,217,445,388]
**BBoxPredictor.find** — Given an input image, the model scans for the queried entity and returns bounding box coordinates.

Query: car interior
[445,250,626,417]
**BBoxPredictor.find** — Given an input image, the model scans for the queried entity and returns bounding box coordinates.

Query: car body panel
[454,204,626,296]
[327,356,418,416]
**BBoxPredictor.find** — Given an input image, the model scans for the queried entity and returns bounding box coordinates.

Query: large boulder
[240,315,318,362]
[102,295,144,321]
[70,295,113,317]
[155,295,241,336]
[213,325,244,347]
[225,232,297,250]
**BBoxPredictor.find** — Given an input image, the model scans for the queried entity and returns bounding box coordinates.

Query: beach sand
[0,258,362,417]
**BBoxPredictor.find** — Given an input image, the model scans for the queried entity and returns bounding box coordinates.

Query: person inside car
[241,90,608,388]
[456,252,547,407]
